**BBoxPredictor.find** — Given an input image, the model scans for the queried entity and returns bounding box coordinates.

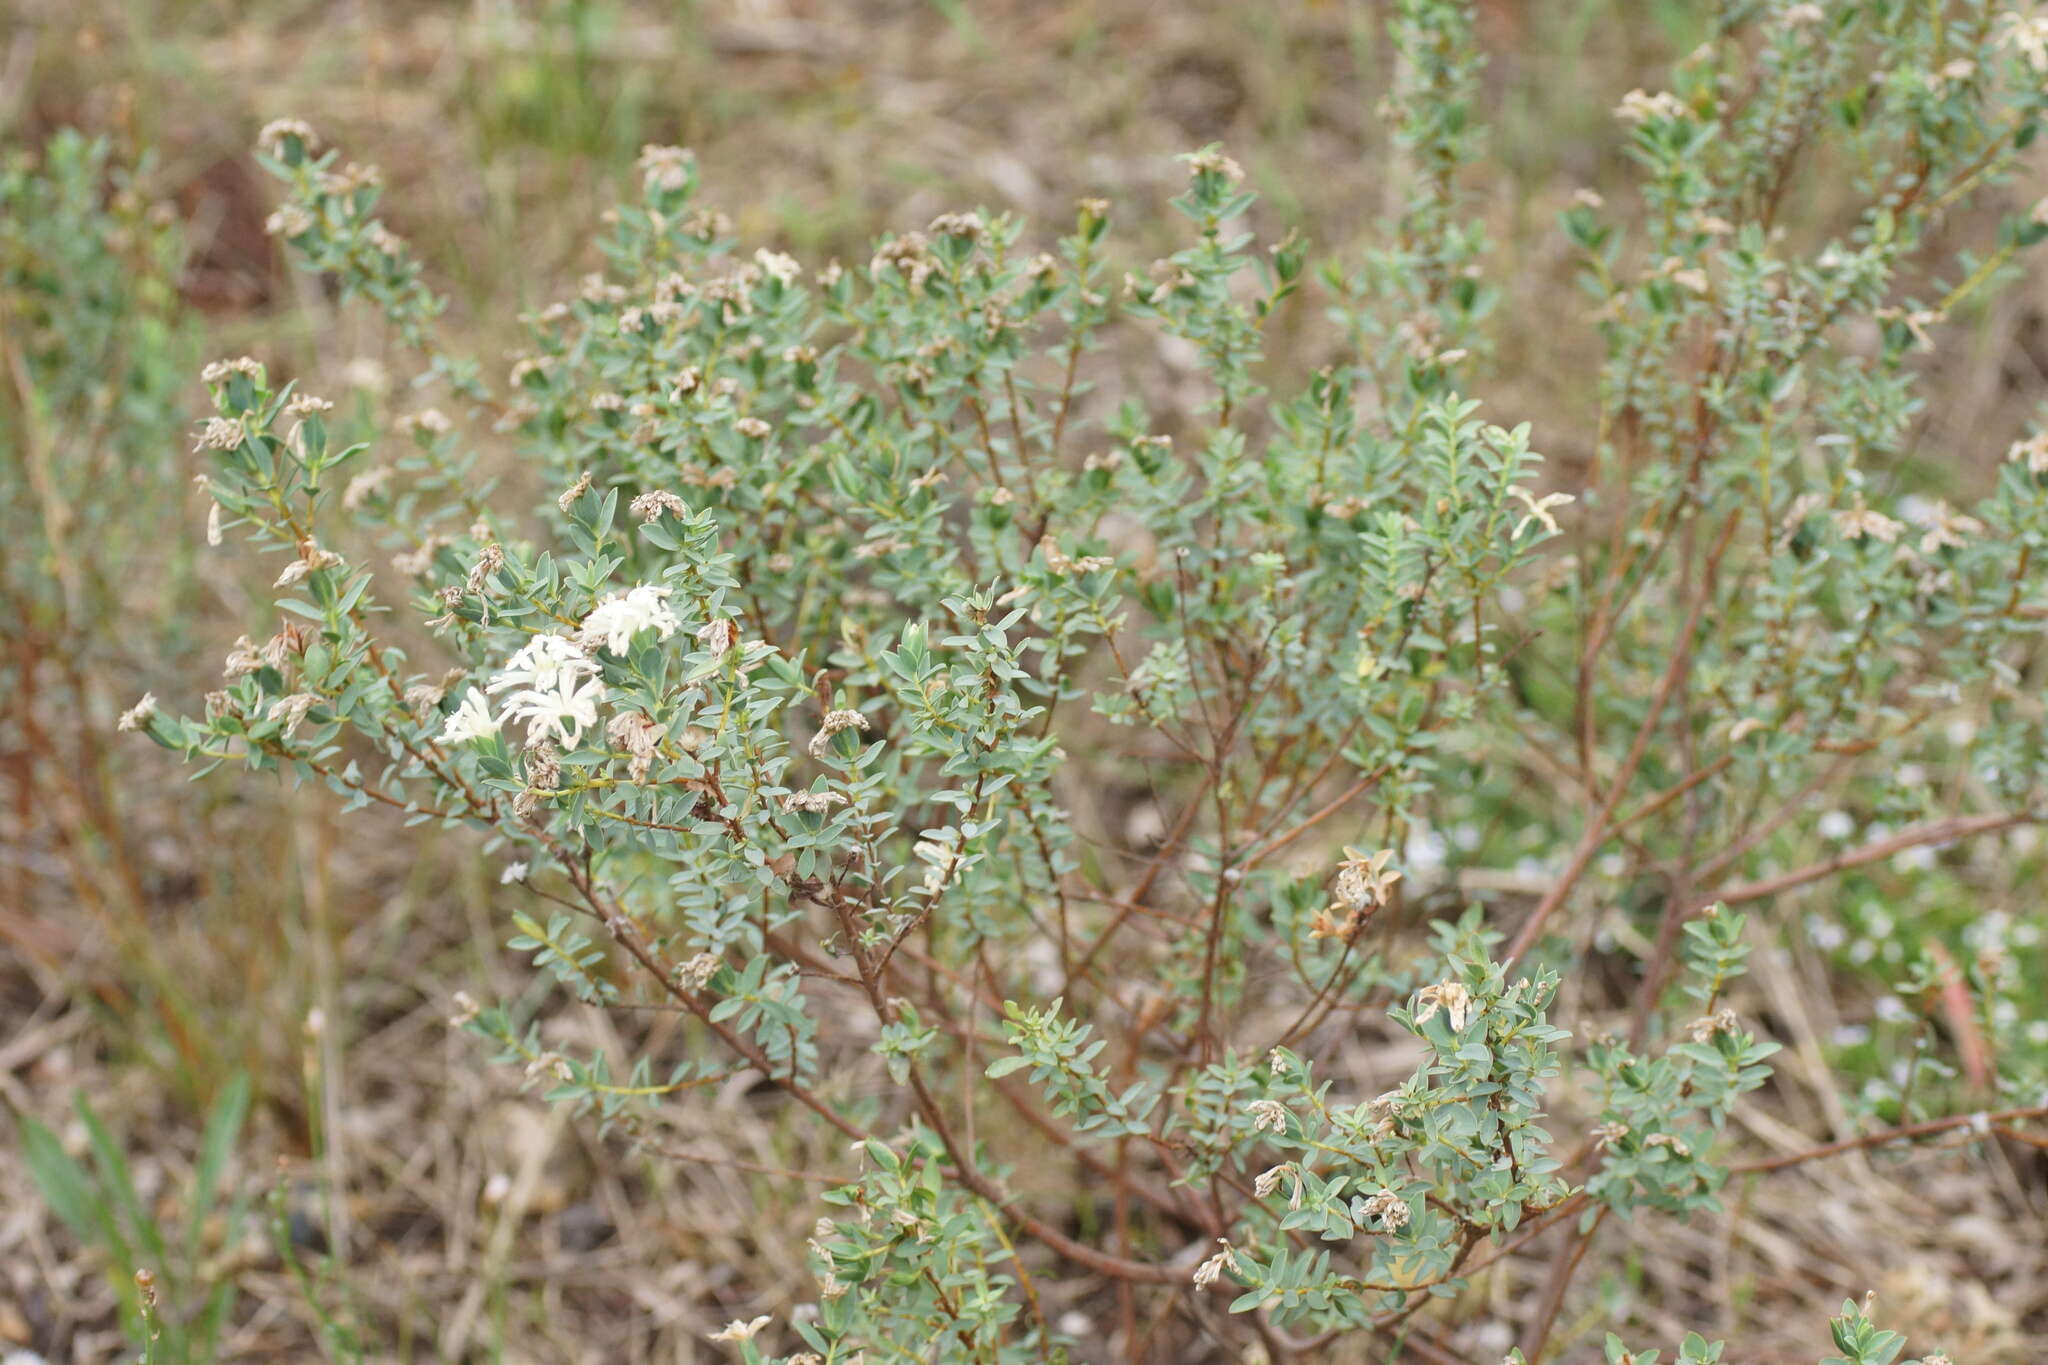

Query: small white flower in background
[1403,824,1448,886]
[117,693,157,733]
[401,408,452,439]
[1644,1132,1692,1158]
[915,835,962,894]
[1248,1098,1289,1133]
[1511,487,1575,539]
[809,707,871,757]
[709,1315,771,1344]
[1191,1240,1239,1289]
[580,583,680,654]
[2005,11,2048,71]
[340,356,387,394]
[439,688,500,744]
[1782,2,1824,25]
[1891,843,1938,873]
[464,542,504,597]
[201,355,263,384]
[267,692,319,735]
[342,466,393,510]
[755,247,801,285]
[606,710,667,781]
[1832,502,1904,543]
[1614,88,1686,124]
[1415,980,1477,1032]
[223,636,263,679]
[1686,1009,1739,1043]
[1917,501,1984,554]
[256,118,320,160]
[448,991,481,1027]
[195,416,244,452]
[697,617,741,656]
[556,469,594,512]
[1359,1188,1410,1231]
[1333,846,1401,912]
[1817,810,1855,841]
[676,953,723,991]
[637,143,695,192]
[500,862,528,885]
[265,204,312,238]
[502,674,605,748]
[734,415,773,440]
[2009,431,2048,474]
[1038,535,1116,576]
[630,488,689,522]
[274,542,344,589]
[391,540,443,577]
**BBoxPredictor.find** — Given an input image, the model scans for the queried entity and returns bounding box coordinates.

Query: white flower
[1615,89,1686,124]
[500,861,529,884]
[1511,488,1575,538]
[782,789,850,813]
[201,355,262,384]
[117,693,158,733]
[1833,503,1904,543]
[502,674,605,748]
[676,953,723,990]
[1360,1187,1411,1230]
[195,417,245,452]
[915,835,962,895]
[2003,12,2048,71]
[638,143,695,192]
[708,1315,771,1344]
[266,204,313,238]
[1191,1240,1240,1290]
[439,689,500,744]
[809,707,872,757]
[486,634,599,696]
[579,583,680,655]
[257,119,319,160]
[1415,980,1477,1032]
[1333,846,1401,912]
[698,617,741,656]
[755,248,801,285]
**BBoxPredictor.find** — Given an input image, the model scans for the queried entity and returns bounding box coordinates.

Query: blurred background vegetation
[4,1,2046,1360]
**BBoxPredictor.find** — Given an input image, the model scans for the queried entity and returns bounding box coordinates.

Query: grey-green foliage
[136,1,2048,1359]
[1,131,198,877]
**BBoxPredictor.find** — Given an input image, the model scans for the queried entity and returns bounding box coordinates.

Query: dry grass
[5,1,2048,1361]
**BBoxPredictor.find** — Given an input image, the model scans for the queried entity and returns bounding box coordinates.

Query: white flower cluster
[578,583,681,655]
[439,584,687,749]
[487,634,605,747]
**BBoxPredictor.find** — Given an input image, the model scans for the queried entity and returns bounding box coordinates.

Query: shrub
[2,131,197,920]
[137,3,2048,1360]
